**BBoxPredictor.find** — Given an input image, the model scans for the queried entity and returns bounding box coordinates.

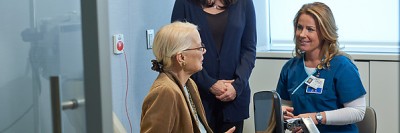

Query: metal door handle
[62,99,84,110]
[50,76,84,133]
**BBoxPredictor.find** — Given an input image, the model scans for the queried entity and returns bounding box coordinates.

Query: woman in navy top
[171,0,257,132]
[276,2,366,133]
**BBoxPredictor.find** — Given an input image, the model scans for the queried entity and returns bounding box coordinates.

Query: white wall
[108,0,174,132]
[370,61,399,133]
[244,56,399,133]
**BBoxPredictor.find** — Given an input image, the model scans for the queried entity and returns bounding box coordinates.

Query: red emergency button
[117,41,124,51]
[113,34,124,54]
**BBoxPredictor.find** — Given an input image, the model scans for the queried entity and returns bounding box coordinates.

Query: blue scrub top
[276,55,366,133]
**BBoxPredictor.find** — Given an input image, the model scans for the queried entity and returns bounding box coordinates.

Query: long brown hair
[293,2,352,68]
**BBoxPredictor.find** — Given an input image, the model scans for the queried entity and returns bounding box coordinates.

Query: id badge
[306,86,323,94]
[305,75,322,89]
[305,77,325,94]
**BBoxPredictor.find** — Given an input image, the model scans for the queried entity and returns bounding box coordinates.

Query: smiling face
[295,13,322,55]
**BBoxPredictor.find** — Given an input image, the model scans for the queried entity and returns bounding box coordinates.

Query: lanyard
[291,63,316,95]
[291,55,323,95]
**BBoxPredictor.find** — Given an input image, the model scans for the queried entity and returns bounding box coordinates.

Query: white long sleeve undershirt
[301,67,366,125]
[325,95,366,125]
[282,95,366,125]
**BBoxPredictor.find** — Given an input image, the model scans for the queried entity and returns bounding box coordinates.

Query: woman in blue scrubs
[276,2,367,133]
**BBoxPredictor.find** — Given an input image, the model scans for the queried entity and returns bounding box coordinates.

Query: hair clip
[151,60,163,72]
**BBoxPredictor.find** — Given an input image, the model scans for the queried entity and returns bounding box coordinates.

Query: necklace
[184,86,199,123]
[212,4,222,10]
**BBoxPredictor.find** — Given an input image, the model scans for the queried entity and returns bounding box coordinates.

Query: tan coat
[140,72,213,133]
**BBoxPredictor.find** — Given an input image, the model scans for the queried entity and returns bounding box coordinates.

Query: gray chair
[357,106,377,133]
[253,90,284,133]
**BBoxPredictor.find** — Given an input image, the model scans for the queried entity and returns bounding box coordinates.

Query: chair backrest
[253,90,284,133]
[357,106,377,133]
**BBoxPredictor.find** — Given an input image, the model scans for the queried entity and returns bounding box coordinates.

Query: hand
[216,81,236,102]
[225,126,236,133]
[291,126,303,133]
[282,106,295,120]
[210,80,234,96]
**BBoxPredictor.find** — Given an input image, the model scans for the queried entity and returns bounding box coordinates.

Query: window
[255,0,399,53]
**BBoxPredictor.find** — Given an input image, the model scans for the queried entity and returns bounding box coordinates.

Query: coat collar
[163,71,213,133]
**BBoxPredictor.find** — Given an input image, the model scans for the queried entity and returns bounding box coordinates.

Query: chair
[253,90,284,133]
[356,106,377,133]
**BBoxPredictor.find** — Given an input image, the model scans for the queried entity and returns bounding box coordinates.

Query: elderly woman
[140,21,235,133]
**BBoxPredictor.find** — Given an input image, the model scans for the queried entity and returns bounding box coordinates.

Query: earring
[182,61,186,66]
[208,0,215,5]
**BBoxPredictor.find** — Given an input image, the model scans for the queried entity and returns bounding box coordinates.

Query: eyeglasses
[183,43,206,52]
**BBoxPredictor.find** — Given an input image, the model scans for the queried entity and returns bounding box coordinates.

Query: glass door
[0,0,112,133]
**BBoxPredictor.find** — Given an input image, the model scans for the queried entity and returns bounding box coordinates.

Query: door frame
[81,0,113,132]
